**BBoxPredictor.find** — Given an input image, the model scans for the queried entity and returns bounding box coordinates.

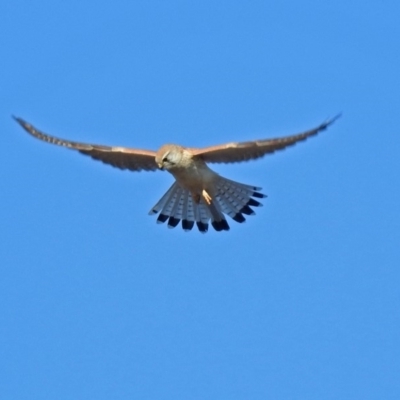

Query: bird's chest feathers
[169,159,216,192]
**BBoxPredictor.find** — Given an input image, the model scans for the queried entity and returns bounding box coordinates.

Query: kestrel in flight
[14,115,340,233]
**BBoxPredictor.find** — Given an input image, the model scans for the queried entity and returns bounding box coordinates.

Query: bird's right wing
[14,117,158,172]
[192,115,341,164]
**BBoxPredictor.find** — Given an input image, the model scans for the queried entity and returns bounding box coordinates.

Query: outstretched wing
[192,115,341,164]
[13,116,158,172]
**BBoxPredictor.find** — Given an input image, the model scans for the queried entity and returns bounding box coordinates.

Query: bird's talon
[202,189,212,205]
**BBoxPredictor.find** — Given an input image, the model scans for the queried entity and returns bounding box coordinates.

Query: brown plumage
[13,114,340,233]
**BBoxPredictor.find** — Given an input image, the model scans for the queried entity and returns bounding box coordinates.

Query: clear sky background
[1,1,399,399]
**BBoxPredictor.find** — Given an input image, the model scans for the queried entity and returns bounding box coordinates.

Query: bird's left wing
[192,115,340,164]
[14,117,158,172]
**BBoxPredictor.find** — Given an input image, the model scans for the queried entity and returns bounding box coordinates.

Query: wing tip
[12,115,26,127]
[323,113,342,129]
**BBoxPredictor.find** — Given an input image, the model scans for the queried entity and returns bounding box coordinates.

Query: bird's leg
[202,189,212,205]
[192,190,213,205]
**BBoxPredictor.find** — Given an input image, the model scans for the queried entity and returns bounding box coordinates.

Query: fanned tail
[149,182,211,233]
[214,177,266,224]
[149,178,266,233]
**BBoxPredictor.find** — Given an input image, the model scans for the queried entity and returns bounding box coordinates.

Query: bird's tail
[149,178,266,233]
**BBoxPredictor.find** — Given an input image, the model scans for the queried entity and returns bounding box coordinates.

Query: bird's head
[155,145,184,171]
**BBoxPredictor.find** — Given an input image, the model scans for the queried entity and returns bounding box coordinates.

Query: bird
[13,114,340,233]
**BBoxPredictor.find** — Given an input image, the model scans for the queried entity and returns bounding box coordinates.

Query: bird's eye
[162,156,169,163]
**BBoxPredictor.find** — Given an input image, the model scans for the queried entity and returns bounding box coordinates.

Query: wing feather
[13,116,157,172]
[192,115,340,164]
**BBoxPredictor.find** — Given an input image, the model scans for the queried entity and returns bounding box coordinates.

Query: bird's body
[14,115,340,233]
[157,146,216,200]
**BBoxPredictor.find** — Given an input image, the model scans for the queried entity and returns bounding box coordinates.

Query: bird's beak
[157,163,164,170]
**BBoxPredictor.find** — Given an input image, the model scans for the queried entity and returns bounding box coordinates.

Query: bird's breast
[169,158,217,193]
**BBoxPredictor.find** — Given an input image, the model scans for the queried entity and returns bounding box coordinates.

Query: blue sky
[1,1,399,399]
